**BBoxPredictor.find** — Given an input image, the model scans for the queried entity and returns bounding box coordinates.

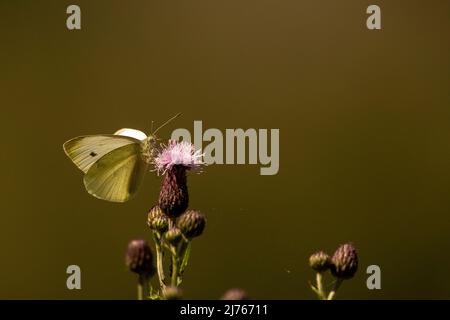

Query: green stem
[179,240,191,277]
[178,238,188,257]
[152,232,166,290]
[137,274,145,300]
[327,278,343,300]
[316,272,326,300]
[170,245,179,287]
[163,243,177,256]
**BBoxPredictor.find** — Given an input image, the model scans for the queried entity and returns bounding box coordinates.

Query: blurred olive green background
[1,0,449,299]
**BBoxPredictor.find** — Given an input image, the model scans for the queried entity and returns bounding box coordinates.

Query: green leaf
[180,241,192,275]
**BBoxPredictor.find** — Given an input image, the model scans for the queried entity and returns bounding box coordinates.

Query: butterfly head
[140,134,158,164]
[144,113,181,163]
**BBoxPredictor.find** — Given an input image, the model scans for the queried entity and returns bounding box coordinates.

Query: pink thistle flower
[155,140,204,218]
[155,140,203,175]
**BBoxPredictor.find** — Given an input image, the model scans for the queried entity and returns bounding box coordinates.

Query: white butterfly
[63,114,180,202]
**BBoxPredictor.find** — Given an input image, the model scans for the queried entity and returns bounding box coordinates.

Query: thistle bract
[125,239,154,276]
[309,251,331,273]
[164,227,183,245]
[163,286,183,300]
[330,243,358,279]
[147,205,169,233]
[221,288,249,300]
[177,210,206,239]
[155,141,203,218]
[158,165,189,218]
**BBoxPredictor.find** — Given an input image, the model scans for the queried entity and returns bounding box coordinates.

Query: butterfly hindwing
[63,135,140,173]
[83,143,147,203]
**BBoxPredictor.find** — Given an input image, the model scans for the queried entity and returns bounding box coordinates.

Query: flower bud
[330,243,358,279]
[158,166,189,218]
[147,205,169,233]
[163,286,183,300]
[125,239,154,276]
[221,288,249,300]
[177,210,206,239]
[164,227,182,245]
[309,251,331,272]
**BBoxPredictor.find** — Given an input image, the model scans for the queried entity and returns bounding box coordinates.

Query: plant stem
[137,275,145,300]
[179,240,191,277]
[171,246,179,287]
[152,232,166,290]
[316,272,326,300]
[138,274,151,300]
[327,278,343,300]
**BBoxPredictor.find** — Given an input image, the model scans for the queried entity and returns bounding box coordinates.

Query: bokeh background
[1,0,449,299]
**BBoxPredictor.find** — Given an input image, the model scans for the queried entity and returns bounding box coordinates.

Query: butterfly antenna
[153,113,181,135]
[150,120,154,134]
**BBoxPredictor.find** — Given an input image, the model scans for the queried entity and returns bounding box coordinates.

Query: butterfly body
[63,129,157,203]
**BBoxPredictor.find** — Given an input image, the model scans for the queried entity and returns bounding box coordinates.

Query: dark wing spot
[90,151,98,157]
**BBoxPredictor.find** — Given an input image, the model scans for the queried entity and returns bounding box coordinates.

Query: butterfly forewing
[83,143,147,202]
[63,135,140,173]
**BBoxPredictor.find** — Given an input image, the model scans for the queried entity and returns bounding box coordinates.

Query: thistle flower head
[330,243,358,279]
[163,286,183,300]
[155,140,203,174]
[158,165,189,218]
[221,288,249,300]
[147,205,169,233]
[125,239,154,276]
[177,210,206,239]
[164,227,183,245]
[309,251,331,273]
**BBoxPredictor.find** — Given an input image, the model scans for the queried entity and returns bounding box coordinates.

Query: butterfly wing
[63,135,140,173]
[83,143,147,202]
